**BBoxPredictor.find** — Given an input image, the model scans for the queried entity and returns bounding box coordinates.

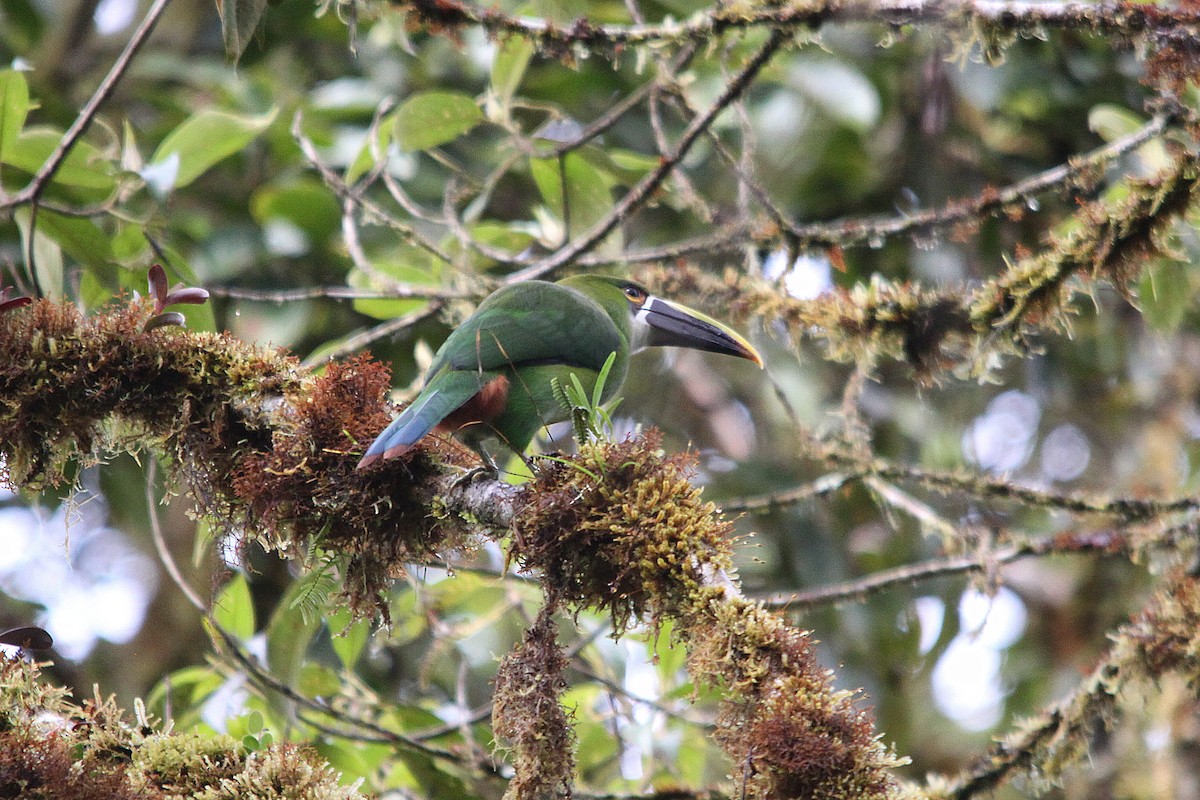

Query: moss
[1128,574,1200,682]
[0,297,481,619]
[492,607,574,800]
[129,732,245,798]
[231,355,477,618]
[0,298,299,492]
[683,597,903,800]
[0,657,368,800]
[192,745,363,800]
[644,153,1200,386]
[508,433,901,799]
[510,430,733,630]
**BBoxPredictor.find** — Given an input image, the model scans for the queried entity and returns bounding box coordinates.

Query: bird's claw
[451,462,498,491]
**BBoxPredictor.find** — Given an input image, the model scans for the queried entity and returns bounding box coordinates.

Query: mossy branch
[928,572,1200,799]
[0,656,366,800]
[391,0,1200,60]
[647,149,1200,382]
[0,297,902,799]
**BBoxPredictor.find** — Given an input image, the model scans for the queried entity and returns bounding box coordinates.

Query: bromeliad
[357,275,762,468]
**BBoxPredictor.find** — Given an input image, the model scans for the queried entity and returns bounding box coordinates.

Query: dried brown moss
[1128,574,1200,682]
[687,597,901,800]
[231,355,477,617]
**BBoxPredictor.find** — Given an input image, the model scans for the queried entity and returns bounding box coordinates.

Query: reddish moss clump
[686,598,900,800]
[1128,574,1200,681]
[0,725,135,800]
[231,355,477,617]
[0,296,480,618]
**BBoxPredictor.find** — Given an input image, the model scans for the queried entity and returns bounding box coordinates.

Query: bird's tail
[356,372,481,469]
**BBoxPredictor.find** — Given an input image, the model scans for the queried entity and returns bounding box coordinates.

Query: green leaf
[36,210,113,270]
[213,573,256,639]
[442,221,535,271]
[298,662,342,697]
[393,92,483,151]
[14,207,63,299]
[0,69,31,162]
[529,151,617,247]
[4,128,116,192]
[251,177,341,243]
[1139,259,1192,333]
[217,0,270,62]
[490,37,535,112]
[348,245,439,320]
[328,607,371,670]
[1088,104,1144,142]
[345,112,396,185]
[267,577,324,688]
[149,107,278,190]
[288,561,339,625]
[145,665,225,722]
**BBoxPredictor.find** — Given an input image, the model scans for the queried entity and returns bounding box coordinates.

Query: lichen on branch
[647,149,1200,383]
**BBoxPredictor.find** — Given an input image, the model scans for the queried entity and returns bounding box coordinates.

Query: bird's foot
[451,461,498,491]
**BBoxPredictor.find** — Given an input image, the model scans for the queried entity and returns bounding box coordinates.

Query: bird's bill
[640,297,763,367]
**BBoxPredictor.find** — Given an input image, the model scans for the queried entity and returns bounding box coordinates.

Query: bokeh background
[2,0,1197,796]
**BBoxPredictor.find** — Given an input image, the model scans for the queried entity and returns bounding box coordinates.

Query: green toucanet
[357,275,762,467]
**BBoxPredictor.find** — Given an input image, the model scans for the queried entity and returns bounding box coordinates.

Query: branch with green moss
[924,570,1200,799]
[390,0,1200,60]
[0,296,903,799]
[647,148,1200,382]
[0,656,366,800]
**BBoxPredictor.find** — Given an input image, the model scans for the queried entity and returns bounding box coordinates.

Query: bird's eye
[622,285,646,303]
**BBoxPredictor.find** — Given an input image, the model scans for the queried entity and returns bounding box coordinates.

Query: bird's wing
[358,283,623,467]
[430,281,622,376]
[358,370,487,464]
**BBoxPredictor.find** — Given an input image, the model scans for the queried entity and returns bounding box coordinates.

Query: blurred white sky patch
[763,250,833,300]
[0,489,158,661]
[1040,423,1091,482]
[788,58,881,131]
[931,587,1027,731]
[912,595,945,655]
[263,218,310,257]
[94,0,135,35]
[963,389,1041,474]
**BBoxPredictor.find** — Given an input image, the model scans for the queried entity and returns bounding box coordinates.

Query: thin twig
[300,300,446,367]
[722,471,857,513]
[0,0,175,211]
[145,460,207,613]
[207,285,473,303]
[504,29,789,284]
[761,529,1126,610]
[781,112,1176,249]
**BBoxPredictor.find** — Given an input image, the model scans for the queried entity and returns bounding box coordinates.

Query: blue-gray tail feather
[360,372,482,463]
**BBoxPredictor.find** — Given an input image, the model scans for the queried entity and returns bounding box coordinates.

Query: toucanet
[357,275,762,468]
